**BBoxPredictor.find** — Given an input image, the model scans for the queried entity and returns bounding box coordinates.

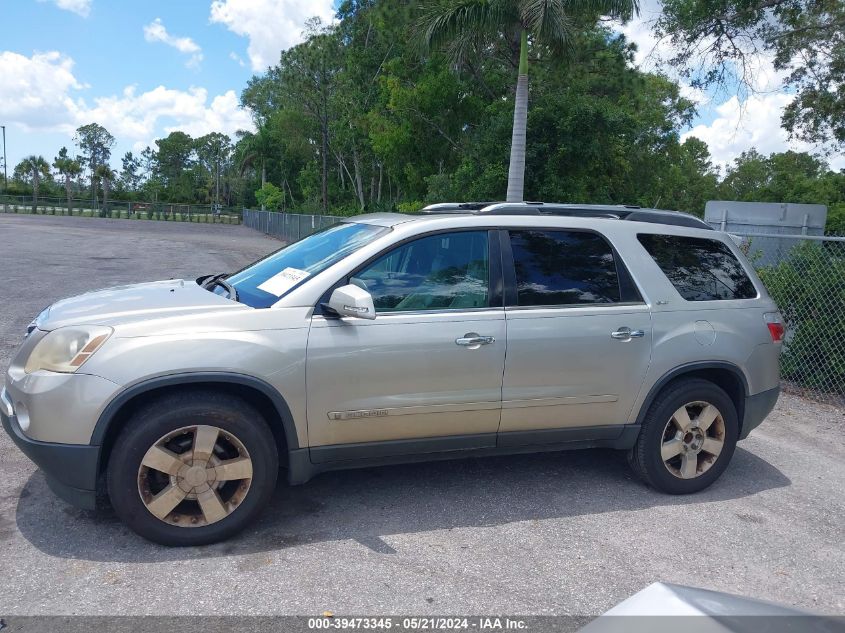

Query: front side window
[638,234,757,301]
[509,230,621,306]
[353,231,490,312]
[224,222,389,308]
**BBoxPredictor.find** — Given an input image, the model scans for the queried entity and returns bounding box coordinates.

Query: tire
[629,378,738,494]
[107,390,278,546]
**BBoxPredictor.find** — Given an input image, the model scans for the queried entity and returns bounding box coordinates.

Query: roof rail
[417,201,711,230]
[418,202,498,214]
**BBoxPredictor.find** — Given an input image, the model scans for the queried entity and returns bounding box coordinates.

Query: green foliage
[396,200,425,213]
[12,0,844,219]
[826,204,845,236]
[758,242,845,393]
[119,152,142,193]
[14,155,52,211]
[716,150,845,229]
[255,183,284,210]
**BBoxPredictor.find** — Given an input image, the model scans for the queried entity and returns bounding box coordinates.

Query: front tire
[107,391,278,546]
[629,378,738,494]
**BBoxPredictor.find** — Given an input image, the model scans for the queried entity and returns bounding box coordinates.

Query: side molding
[90,372,300,451]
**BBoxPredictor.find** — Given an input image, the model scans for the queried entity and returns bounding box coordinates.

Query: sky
[0,0,840,177]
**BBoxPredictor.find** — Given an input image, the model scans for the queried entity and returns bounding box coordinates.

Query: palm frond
[414,0,516,58]
[520,0,638,43]
[519,0,578,48]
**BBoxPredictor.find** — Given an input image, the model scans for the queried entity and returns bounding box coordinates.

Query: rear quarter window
[638,234,757,301]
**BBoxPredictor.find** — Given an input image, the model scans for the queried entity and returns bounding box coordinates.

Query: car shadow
[14,446,790,562]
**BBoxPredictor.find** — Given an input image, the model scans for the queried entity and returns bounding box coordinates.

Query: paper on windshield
[257,267,310,297]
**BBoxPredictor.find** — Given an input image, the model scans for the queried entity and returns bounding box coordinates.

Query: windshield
[222,222,390,308]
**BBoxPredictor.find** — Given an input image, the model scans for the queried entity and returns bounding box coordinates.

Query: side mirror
[326,284,376,320]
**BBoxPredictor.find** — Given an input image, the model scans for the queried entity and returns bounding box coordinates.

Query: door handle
[456,333,495,347]
[611,327,645,340]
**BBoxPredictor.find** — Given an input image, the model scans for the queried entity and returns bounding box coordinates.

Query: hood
[37,279,248,330]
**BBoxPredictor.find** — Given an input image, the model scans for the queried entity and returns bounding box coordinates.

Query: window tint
[509,230,621,306]
[354,231,489,312]
[638,234,757,301]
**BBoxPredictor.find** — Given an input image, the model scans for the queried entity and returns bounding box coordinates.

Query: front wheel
[107,391,278,546]
[629,378,738,494]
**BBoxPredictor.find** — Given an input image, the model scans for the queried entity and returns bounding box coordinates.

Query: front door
[499,228,653,439]
[306,230,506,462]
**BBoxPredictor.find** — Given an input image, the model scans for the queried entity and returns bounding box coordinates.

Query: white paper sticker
[257,267,310,296]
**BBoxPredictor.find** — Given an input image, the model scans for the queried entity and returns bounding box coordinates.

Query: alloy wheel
[137,425,253,527]
[660,401,726,479]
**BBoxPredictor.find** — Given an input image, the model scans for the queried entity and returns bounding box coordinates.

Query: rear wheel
[107,391,278,545]
[629,378,738,494]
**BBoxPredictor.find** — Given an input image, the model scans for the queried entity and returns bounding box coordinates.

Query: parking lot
[0,214,843,616]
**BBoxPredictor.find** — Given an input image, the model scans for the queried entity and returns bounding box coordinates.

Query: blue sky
[0,0,335,171]
[0,0,837,177]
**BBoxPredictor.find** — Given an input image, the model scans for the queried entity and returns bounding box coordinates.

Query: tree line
[7,123,248,211]
[5,0,844,231]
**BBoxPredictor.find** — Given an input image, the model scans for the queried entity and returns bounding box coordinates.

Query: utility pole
[1,125,7,195]
[215,144,220,214]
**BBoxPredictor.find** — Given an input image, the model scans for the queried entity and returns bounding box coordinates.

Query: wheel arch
[92,372,299,474]
[635,362,748,433]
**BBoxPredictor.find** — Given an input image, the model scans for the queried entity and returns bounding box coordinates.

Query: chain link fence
[242,209,844,405]
[242,209,340,241]
[1,195,241,224]
[738,232,845,406]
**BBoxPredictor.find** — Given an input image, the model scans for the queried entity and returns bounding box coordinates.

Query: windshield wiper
[198,273,239,302]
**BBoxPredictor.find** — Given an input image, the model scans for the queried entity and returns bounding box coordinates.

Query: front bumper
[1,407,100,510]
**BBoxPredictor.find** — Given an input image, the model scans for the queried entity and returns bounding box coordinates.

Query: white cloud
[85,86,254,144]
[0,51,84,132]
[39,0,91,17]
[229,51,246,67]
[0,50,253,156]
[209,0,335,71]
[682,94,845,171]
[143,18,203,69]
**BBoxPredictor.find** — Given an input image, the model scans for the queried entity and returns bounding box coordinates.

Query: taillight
[764,313,785,343]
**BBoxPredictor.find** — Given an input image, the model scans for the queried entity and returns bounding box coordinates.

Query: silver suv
[1,202,782,545]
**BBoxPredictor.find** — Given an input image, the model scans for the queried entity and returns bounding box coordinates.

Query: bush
[255,183,284,211]
[396,200,425,213]
[758,241,845,394]
[826,203,845,235]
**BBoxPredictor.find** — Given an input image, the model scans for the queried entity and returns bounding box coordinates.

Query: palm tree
[18,155,51,213]
[236,127,274,209]
[95,164,116,215]
[53,149,82,215]
[416,0,638,202]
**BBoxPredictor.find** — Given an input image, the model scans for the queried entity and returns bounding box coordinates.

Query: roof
[418,201,712,230]
[341,202,712,231]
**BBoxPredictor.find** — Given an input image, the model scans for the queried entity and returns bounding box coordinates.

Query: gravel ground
[0,214,843,617]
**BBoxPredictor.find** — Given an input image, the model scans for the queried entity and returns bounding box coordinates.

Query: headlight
[24,326,113,374]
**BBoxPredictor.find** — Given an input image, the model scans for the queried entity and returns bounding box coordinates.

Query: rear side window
[509,230,621,306]
[638,234,757,301]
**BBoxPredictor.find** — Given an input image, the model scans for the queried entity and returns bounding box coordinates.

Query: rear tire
[107,390,278,546]
[629,378,738,494]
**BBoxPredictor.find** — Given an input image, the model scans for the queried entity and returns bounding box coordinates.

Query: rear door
[498,228,653,442]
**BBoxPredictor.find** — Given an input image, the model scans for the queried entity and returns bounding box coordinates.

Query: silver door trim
[502,394,618,409]
[328,400,502,420]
